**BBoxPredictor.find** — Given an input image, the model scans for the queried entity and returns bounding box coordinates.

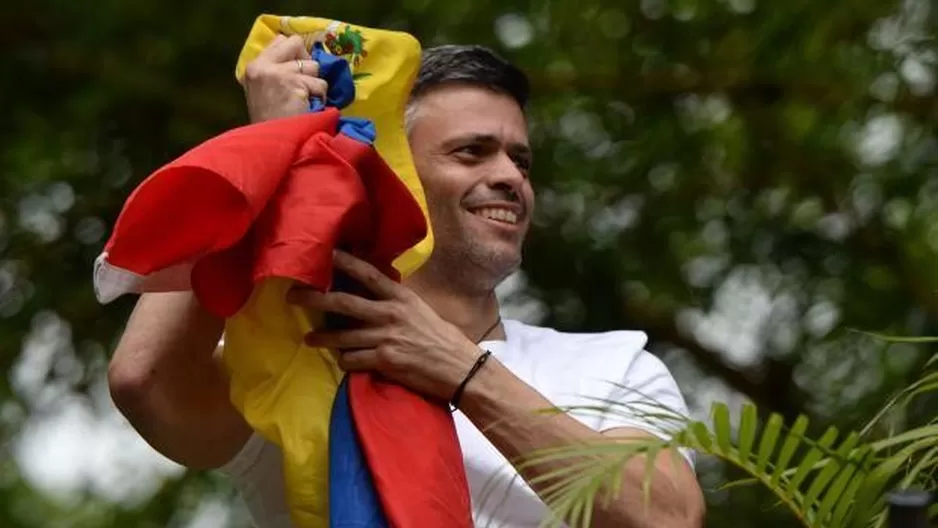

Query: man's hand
[241,34,328,123]
[287,251,483,402]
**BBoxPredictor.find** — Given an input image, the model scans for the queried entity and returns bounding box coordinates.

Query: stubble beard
[423,224,522,295]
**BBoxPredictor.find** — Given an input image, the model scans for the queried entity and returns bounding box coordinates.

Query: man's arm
[459,358,705,528]
[289,252,705,526]
[108,292,252,469]
[107,34,329,469]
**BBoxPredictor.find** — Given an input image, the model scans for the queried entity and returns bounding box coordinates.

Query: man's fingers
[297,76,328,100]
[332,251,403,300]
[333,348,378,372]
[272,59,326,100]
[301,59,319,76]
[288,289,388,322]
[274,58,320,77]
[264,34,312,62]
[304,329,383,350]
[257,34,289,60]
[269,34,286,47]
[297,59,321,77]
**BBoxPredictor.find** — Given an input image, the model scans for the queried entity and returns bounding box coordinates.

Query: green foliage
[529,350,938,528]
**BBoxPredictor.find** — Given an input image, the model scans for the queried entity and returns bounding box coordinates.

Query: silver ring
[295,59,303,74]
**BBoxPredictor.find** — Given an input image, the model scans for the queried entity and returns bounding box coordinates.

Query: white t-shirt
[219,319,694,528]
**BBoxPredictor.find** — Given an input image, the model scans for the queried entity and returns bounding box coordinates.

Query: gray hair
[404,44,529,134]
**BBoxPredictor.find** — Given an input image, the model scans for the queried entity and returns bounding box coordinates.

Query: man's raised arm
[108,292,251,469]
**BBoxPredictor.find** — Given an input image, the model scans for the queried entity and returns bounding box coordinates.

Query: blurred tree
[2,0,936,526]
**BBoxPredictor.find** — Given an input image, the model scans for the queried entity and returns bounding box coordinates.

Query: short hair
[405,45,530,130]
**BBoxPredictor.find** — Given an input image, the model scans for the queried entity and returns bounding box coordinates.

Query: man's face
[407,84,534,287]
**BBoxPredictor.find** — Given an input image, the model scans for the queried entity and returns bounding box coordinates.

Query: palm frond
[520,352,937,528]
[861,370,938,437]
[851,331,938,344]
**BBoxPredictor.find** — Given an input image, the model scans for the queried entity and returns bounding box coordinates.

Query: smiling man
[108,38,705,527]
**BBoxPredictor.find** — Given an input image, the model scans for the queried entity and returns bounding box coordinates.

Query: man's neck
[404,273,505,343]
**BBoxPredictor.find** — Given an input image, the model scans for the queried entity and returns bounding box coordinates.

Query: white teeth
[472,207,518,225]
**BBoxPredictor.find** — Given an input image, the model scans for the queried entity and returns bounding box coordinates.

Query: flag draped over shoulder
[93,14,474,527]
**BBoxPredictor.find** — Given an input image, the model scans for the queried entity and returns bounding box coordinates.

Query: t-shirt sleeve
[217,432,292,527]
[597,350,696,468]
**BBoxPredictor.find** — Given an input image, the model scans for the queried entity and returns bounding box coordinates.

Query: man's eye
[455,145,484,157]
[512,155,531,172]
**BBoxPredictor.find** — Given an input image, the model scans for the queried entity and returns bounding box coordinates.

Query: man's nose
[482,158,523,201]
[492,151,527,187]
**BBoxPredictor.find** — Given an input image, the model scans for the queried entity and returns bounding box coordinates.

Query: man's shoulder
[502,319,652,378]
[504,318,649,354]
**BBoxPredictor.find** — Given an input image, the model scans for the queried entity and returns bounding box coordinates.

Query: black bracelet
[449,349,493,411]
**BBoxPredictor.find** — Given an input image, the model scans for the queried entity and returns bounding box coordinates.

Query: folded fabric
[93,104,419,524]
[235,15,434,272]
[329,375,386,527]
[348,373,473,526]
[94,15,474,528]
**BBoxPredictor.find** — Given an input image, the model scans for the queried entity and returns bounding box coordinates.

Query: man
[108,34,705,527]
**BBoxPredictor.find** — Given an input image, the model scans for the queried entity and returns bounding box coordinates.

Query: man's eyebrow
[440,133,532,157]
[440,133,499,150]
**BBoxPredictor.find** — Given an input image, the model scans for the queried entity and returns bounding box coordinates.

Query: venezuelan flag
[94,15,475,527]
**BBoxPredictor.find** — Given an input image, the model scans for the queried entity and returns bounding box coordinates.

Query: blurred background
[2,0,937,526]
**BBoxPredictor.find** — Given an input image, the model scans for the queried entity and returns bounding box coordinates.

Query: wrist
[449,346,494,409]
[452,350,508,417]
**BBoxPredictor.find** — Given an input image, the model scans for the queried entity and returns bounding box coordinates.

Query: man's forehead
[415,86,529,144]
[418,85,523,117]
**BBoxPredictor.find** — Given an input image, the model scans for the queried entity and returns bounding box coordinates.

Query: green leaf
[815,463,857,527]
[870,424,938,452]
[829,450,872,527]
[925,353,938,369]
[738,403,759,466]
[898,444,938,489]
[527,438,669,528]
[802,432,859,524]
[854,331,938,344]
[788,426,839,494]
[642,446,658,511]
[773,415,811,487]
[690,421,715,452]
[861,365,938,436]
[713,403,733,456]
[847,450,910,528]
[757,413,784,474]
